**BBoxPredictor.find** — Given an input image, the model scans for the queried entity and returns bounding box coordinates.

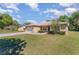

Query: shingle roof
[25,21,51,27]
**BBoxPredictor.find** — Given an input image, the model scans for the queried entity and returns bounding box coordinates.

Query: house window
[43,27,48,32]
[60,24,66,29]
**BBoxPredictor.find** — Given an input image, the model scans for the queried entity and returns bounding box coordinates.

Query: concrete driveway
[0,32,46,37]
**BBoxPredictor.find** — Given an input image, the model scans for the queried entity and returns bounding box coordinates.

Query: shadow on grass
[0,38,27,55]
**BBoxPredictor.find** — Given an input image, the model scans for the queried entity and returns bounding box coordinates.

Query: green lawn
[1,31,79,55]
[0,29,18,34]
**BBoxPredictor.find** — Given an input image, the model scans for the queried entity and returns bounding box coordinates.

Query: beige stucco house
[18,21,69,35]
[18,22,51,33]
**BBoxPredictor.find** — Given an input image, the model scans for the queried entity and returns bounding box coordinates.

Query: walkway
[0,32,46,37]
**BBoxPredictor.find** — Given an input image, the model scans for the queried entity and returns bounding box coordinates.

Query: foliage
[0,20,5,29]
[69,11,79,31]
[38,30,45,33]
[51,20,59,34]
[0,13,19,30]
[0,13,12,29]
[3,14,13,26]
[57,11,79,31]
[58,15,69,22]
[48,31,56,34]
[0,38,27,55]
[59,31,65,35]
[10,20,20,31]
[12,20,20,27]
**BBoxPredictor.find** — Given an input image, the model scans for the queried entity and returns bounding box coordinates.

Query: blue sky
[0,3,79,24]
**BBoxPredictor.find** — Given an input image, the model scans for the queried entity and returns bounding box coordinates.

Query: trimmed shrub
[48,31,56,34]
[59,31,65,35]
[38,30,45,33]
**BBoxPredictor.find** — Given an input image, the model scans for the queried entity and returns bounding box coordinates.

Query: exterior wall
[59,23,68,35]
[65,26,68,35]
[18,27,25,32]
[32,27,40,33]
[24,26,40,33]
[18,25,50,33]
[25,27,33,32]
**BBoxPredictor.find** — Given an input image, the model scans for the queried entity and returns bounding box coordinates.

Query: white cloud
[16,19,21,23]
[59,3,73,7]
[42,7,78,17]
[43,8,64,16]
[7,9,13,13]
[5,4,19,11]
[49,16,54,19]
[46,13,54,19]
[13,17,17,20]
[0,8,6,13]
[0,7,14,14]
[65,8,77,14]
[0,3,20,12]
[25,3,39,11]
[16,15,21,18]
[26,20,37,24]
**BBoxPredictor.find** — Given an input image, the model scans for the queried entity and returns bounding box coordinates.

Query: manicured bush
[59,31,65,35]
[48,31,56,34]
[38,30,45,33]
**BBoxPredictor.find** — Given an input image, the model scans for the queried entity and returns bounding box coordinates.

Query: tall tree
[69,11,79,31]
[12,20,19,26]
[0,13,18,29]
[51,20,59,34]
[3,14,13,26]
[58,15,69,22]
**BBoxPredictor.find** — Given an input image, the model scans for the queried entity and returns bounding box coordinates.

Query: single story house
[18,22,69,35]
[18,22,51,33]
